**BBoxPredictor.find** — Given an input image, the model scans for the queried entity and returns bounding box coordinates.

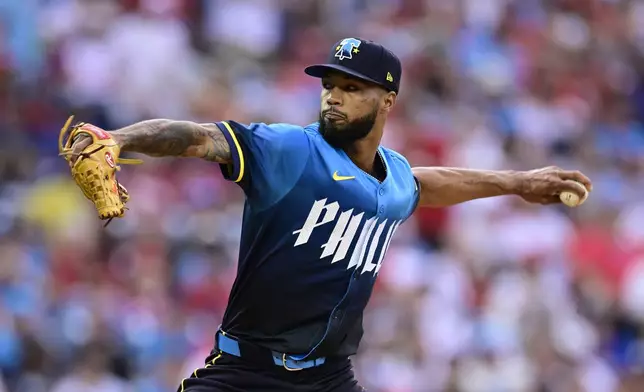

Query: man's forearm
[109,119,232,162]
[411,167,522,207]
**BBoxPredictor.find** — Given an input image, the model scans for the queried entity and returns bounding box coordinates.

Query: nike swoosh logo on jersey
[333,171,355,181]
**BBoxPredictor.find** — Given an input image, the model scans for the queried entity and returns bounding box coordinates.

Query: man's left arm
[411,166,593,208]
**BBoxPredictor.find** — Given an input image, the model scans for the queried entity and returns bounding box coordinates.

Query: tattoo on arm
[110,120,232,163]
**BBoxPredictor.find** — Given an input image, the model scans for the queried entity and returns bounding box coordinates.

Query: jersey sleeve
[215,121,310,207]
[411,176,421,215]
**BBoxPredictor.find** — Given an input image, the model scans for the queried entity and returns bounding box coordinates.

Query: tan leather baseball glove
[58,115,142,226]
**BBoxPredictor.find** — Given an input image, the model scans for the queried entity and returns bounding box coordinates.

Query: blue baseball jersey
[214,120,420,359]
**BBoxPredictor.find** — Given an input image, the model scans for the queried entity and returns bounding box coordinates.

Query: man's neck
[344,136,383,179]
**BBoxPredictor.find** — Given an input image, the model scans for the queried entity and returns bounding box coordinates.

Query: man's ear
[382,91,397,112]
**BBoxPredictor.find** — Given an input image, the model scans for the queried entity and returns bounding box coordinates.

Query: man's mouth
[323,110,346,121]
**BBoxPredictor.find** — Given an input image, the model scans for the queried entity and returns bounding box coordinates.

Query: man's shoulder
[380,147,419,211]
[302,121,321,137]
[381,146,418,190]
[380,146,412,170]
[222,121,314,150]
[225,120,309,133]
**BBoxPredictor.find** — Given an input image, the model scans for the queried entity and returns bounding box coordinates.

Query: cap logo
[386,72,393,82]
[334,38,361,61]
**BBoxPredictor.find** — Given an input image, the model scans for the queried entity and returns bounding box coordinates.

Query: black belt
[215,330,327,371]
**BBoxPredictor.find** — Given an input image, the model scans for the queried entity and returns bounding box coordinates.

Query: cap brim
[304,64,383,87]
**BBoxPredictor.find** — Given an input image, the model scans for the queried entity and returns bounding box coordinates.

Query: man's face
[318,73,385,148]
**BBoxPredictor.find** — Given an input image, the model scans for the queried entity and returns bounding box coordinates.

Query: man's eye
[346,85,358,91]
[323,83,333,90]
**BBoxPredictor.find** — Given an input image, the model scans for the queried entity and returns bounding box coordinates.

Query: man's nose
[326,88,342,106]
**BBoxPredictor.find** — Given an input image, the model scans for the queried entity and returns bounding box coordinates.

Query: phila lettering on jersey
[293,198,402,276]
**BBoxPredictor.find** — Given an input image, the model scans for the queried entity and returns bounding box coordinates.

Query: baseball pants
[178,350,366,392]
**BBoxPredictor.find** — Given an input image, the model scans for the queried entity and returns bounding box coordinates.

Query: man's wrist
[110,132,124,148]
[501,170,527,196]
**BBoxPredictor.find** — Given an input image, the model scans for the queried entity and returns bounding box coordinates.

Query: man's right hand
[67,133,93,165]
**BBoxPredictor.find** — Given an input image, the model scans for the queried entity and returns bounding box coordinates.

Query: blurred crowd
[1,0,644,391]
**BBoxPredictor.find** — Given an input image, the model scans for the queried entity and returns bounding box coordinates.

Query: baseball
[559,181,588,207]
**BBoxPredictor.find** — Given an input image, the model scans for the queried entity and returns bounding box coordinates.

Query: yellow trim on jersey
[205,354,222,368]
[221,121,245,183]
[179,354,222,392]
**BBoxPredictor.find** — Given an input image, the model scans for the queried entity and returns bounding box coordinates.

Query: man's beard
[318,108,378,149]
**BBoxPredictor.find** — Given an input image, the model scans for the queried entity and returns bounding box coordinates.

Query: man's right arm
[108,119,232,163]
[71,119,312,204]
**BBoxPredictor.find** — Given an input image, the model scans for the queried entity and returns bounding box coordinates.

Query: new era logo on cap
[304,37,402,94]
